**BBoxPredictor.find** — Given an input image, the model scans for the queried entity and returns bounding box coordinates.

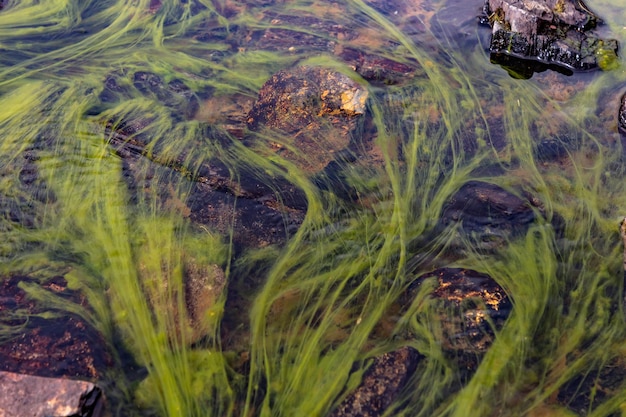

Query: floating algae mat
[2,0,626,416]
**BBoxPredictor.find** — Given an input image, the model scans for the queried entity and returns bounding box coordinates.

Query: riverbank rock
[0,371,106,417]
[0,274,113,379]
[246,66,368,173]
[481,0,619,77]
[329,347,423,417]
[440,181,538,250]
[619,91,626,135]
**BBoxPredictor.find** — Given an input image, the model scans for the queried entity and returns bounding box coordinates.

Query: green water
[1,0,626,416]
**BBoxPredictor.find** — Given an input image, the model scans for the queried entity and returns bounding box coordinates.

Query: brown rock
[184,261,227,342]
[247,66,368,173]
[0,275,113,379]
[0,371,105,417]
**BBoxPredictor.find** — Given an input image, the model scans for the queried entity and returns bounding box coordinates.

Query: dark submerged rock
[329,347,423,417]
[338,47,417,85]
[107,121,306,250]
[557,357,626,416]
[440,181,537,250]
[98,70,200,120]
[0,371,106,417]
[246,65,368,173]
[0,275,113,379]
[482,0,619,77]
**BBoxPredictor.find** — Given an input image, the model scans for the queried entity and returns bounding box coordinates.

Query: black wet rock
[440,181,537,250]
[246,65,368,173]
[619,91,626,134]
[329,347,423,417]
[482,0,619,77]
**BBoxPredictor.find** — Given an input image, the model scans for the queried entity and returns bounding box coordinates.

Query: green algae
[1,0,626,416]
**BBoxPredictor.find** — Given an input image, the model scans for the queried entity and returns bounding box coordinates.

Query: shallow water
[1,0,626,416]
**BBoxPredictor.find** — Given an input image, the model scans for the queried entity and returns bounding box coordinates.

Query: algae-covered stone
[408,268,511,355]
[247,66,368,173]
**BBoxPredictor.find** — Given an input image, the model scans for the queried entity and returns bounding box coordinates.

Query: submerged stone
[0,371,105,417]
[482,0,619,77]
[408,268,511,355]
[329,347,422,417]
[440,181,537,250]
[246,66,368,173]
[557,357,626,416]
[338,47,417,85]
[100,74,307,251]
[98,70,200,120]
[0,275,114,379]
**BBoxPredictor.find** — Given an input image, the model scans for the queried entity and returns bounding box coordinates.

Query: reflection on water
[1,0,626,416]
